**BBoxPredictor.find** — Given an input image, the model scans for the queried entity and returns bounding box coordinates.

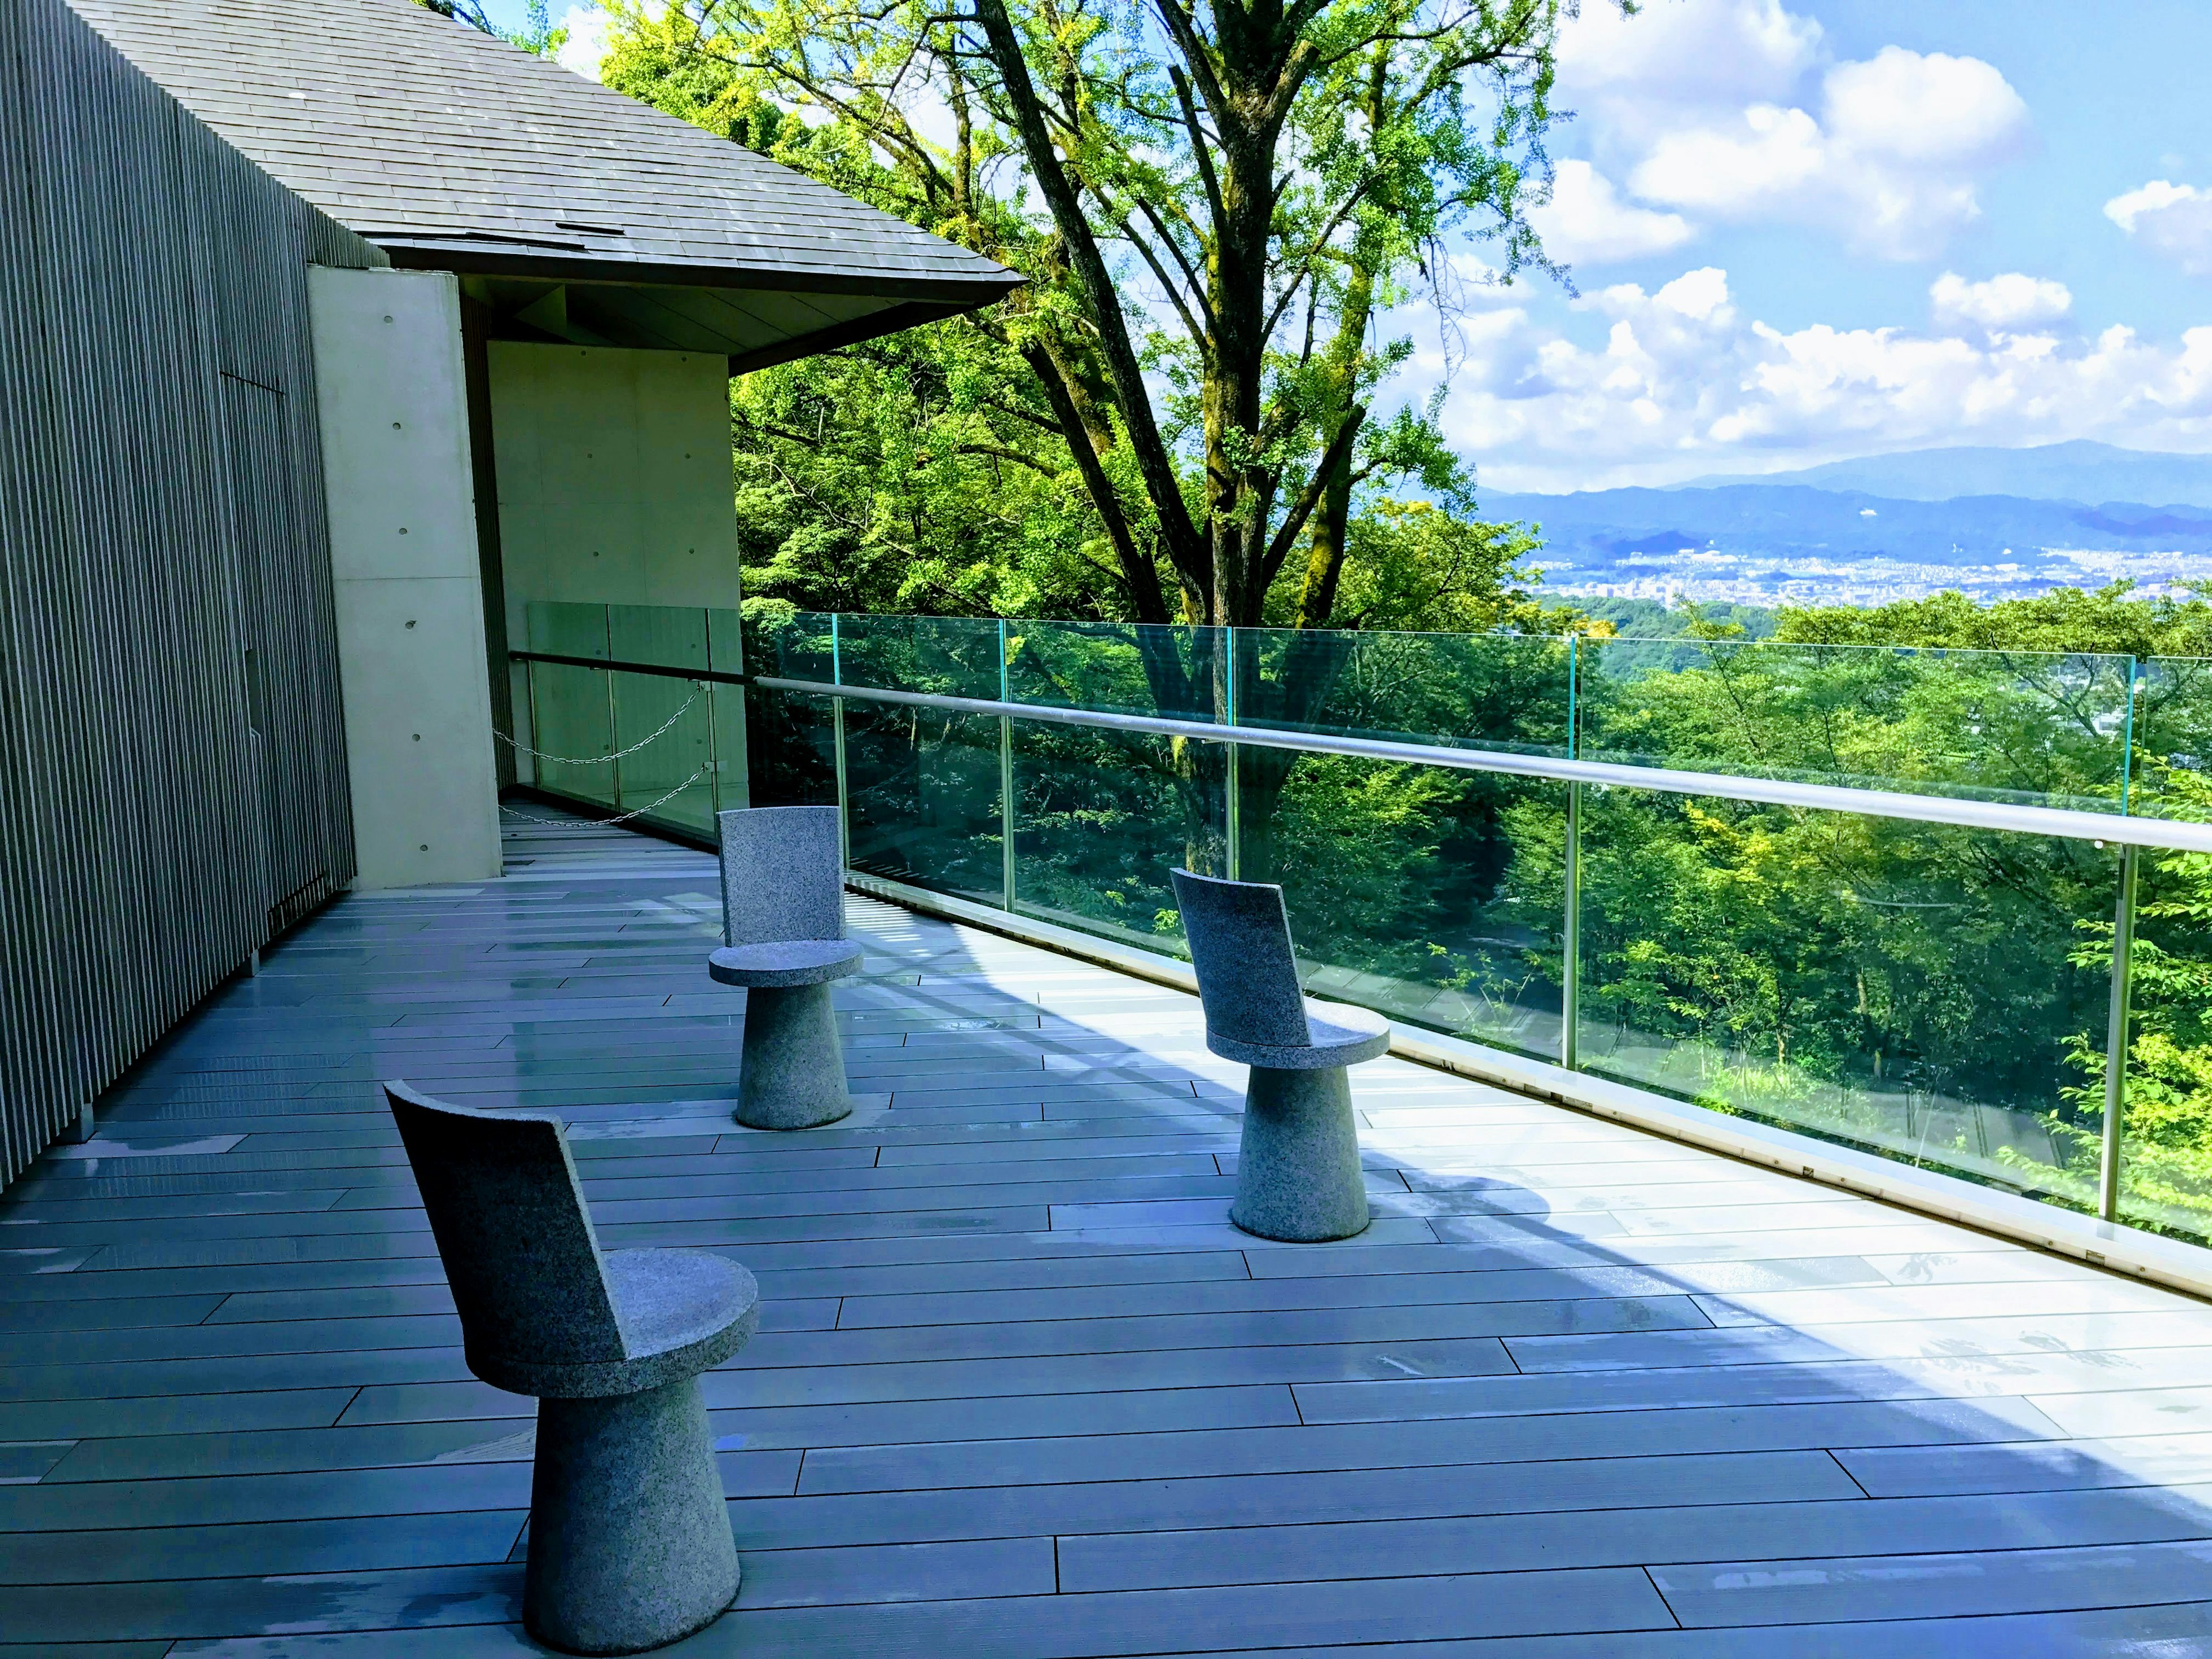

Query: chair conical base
[524,1378,738,1656]
[1229,1065,1371,1243]
[736,983,855,1129]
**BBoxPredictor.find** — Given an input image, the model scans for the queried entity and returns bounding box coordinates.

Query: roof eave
[375,238,1024,310]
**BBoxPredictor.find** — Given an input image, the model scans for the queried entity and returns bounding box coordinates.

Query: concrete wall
[308,266,502,888]
[484,341,743,791]
[487,340,740,616]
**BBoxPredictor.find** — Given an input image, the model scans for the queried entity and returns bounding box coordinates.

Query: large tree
[603,0,1589,631]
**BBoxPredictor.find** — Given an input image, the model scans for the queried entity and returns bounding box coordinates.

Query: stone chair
[384,1081,759,1657]
[709,805,864,1129]
[1171,868,1391,1242]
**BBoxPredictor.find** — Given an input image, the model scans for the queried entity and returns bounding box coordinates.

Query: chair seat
[708,938,865,988]
[1205,997,1391,1070]
[470,1250,760,1399]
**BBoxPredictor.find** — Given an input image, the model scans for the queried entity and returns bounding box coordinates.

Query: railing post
[1562,781,1581,1072]
[605,662,622,812]
[703,679,721,819]
[524,658,541,790]
[1224,628,1241,881]
[831,613,849,873]
[2100,841,2140,1221]
[1560,633,1581,1073]
[999,619,1016,912]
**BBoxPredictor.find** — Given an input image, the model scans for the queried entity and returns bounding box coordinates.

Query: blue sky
[496,0,2212,493]
[1551,1,2212,340]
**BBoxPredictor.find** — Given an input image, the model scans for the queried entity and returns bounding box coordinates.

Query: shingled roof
[68,0,1018,365]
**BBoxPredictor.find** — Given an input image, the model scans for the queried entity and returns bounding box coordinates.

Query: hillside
[1676,441,2212,508]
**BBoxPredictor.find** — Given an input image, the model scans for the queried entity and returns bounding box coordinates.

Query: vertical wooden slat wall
[0,0,379,1186]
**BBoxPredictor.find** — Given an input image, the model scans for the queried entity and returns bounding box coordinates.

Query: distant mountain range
[1487,445,2212,605]
[1674,441,2212,509]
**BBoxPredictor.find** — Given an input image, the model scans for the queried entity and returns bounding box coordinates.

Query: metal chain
[498,765,712,829]
[496,687,702,766]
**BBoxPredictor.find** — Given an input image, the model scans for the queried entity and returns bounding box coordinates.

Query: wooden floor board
[5,805,2211,1649]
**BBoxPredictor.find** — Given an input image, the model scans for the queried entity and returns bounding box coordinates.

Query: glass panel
[612,670,714,836]
[1230,626,1573,755]
[1229,628,1576,1059]
[710,682,750,813]
[707,608,746,677]
[525,601,610,660]
[1574,782,2116,1211]
[1006,620,1225,721]
[836,614,1003,699]
[2132,656,2212,815]
[742,606,836,684]
[742,681,839,809]
[528,661,615,809]
[1244,755,1571,1062]
[1576,637,2134,811]
[844,703,1003,901]
[608,605,707,671]
[2113,657,2212,1242]
[1013,721,1226,950]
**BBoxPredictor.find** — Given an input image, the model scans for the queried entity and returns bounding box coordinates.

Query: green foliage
[726,331,1119,620]
[1576,597,1779,640]
[1776,582,2212,659]
[597,0,1585,629]
[1305,499,1577,635]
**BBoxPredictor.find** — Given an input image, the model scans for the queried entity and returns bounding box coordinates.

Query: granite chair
[1171,868,1391,1242]
[709,805,864,1129]
[384,1082,760,1657]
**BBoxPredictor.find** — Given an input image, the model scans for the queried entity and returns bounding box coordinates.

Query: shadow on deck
[5,805,2212,1654]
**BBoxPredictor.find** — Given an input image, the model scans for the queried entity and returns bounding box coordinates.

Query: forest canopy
[600,0,1600,633]
[552,0,2212,1252]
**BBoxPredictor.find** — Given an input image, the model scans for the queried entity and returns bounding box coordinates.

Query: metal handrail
[509,647,2212,855]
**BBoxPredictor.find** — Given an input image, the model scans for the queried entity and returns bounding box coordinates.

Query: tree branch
[1260,404,1365,590]
[972,0,1210,590]
[1020,342,1172,623]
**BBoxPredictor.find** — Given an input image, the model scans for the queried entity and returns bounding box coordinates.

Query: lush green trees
[585,0,2212,1243]
[600,0,1589,638]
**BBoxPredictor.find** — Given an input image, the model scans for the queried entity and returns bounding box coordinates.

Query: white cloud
[1630,105,1824,214]
[1929,271,2073,331]
[1624,47,2027,259]
[1558,0,1821,115]
[1552,3,2030,262]
[1395,266,2212,491]
[554,3,608,79]
[1528,161,1694,266]
[2107,180,2212,276]
[1821,47,2025,168]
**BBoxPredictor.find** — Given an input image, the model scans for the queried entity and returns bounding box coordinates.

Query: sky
[495,0,2212,495]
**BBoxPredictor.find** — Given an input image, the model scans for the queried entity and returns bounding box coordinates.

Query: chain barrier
[497,685,703,766]
[499,764,712,828]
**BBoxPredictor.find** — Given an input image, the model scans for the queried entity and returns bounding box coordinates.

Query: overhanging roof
[67,0,1020,366]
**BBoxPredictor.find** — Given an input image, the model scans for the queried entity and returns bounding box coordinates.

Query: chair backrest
[384,1081,626,1372]
[1170,868,1312,1048]
[718,805,844,946]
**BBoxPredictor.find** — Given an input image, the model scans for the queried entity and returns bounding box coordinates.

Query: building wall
[485,342,743,797]
[309,267,502,888]
[488,344,740,608]
[0,0,378,1183]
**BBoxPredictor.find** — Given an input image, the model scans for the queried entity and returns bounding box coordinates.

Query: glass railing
[512,601,2212,1249]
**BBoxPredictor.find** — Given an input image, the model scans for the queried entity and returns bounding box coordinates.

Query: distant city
[1495,440,2212,609]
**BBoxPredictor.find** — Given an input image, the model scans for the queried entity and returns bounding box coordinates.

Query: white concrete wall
[487,342,741,622]
[308,266,502,888]
[486,341,743,793]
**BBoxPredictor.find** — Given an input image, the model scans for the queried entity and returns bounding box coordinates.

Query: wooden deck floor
[7,809,2212,1655]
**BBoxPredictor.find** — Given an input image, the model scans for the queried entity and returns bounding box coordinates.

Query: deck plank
[5,806,2211,1649]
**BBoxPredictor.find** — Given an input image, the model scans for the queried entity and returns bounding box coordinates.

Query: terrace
[10,804,2212,1652]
